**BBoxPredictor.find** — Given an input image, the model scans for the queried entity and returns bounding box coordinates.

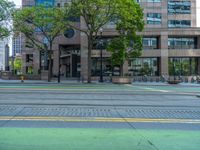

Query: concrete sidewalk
[0,79,82,84]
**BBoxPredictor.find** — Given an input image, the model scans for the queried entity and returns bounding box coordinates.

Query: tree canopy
[67,0,144,82]
[107,33,143,76]
[14,56,22,75]
[0,0,15,39]
[13,5,69,81]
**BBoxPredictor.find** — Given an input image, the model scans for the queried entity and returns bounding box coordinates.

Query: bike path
[0,128,200,150]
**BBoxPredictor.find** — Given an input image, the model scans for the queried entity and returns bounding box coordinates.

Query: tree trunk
[48,52,52,82]
[87,34,93,83]
[120,64,123,77]
[48,43,53,82]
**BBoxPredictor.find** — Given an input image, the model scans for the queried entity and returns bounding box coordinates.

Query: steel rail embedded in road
[1,116,200,124]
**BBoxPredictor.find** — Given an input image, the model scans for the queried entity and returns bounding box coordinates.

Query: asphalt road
[0,83,200,150]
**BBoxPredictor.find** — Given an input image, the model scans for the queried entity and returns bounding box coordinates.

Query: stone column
[33,50,40,75]
[21,52,26,75]
[53,45,59,76]
[80,32,88,81]
[160,32,169,76]
[123,61,129,76]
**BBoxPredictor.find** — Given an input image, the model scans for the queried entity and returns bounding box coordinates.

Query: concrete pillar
[123,60,129,75]
[160,32,169,76]
[161,0,168,28]
[33,50,40,75]
[21,52,26,75]
[53,45,59,76]
[80,32,88,80]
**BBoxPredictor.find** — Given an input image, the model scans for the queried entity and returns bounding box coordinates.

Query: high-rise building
[12,33,22,56]
[0,39,9,71]
[21,0,200,80]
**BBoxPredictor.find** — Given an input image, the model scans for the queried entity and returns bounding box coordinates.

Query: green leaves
[107,34,143,71]
[14,57,22,73]
[13,5,68,50]
[0,0,15,39]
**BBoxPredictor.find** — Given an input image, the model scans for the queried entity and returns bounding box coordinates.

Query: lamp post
[58,45,61,83]
[173,60,176,81]
[99,28,103,82]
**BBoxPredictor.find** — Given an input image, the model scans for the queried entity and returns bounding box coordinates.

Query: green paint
[0,128,200,150]
[0,84,199,95]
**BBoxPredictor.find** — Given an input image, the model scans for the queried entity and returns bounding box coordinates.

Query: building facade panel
[21,0,200,80]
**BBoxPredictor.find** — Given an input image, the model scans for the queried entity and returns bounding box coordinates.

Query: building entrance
[60,45,80,78]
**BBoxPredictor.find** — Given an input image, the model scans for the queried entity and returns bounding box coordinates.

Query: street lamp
[58,45,61,83]
[99,28,103,82]
[173,60,176,81]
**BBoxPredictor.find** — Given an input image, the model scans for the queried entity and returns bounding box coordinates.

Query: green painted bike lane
[0,128,200,150]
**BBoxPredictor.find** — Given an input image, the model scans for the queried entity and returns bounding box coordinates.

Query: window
[91,58,112,76]
[40,51,48,70]
[147,13,161,25]
[169,58,198,76]
[129,58,159,76]
[143,37,158,49]
[64,29,75,38]
[26,54,33,63]
[168,37,197,49]
[35,0,54,6]
[168,20,191,28]
[26,66,33,74]
[93,37,113,50]
[168,1,191,14]
[57,3,60,7]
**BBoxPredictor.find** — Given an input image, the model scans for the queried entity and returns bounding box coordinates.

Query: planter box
[112,76,132,84]
[1,71,12,80]
[167,80,181,84]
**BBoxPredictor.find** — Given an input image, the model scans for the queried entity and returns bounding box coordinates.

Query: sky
[11,0,21,7]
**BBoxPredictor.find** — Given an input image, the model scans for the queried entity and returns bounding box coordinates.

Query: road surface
[0,83,200,150]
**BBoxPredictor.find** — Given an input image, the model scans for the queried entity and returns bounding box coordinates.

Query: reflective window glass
[169,58,198,76]
[168,37,197,49]
[147,13,161,25]
[168,1,191,14]
[143,37,158,49]
[129,58,159,76]
[168,20,191,28]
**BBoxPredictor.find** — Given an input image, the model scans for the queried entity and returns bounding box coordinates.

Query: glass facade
[128,58,159,76]
[91,58,112,76]
[169,58,198,76]
[35,0,54,6]
[93,37,112,50]
[147,13,162,25]
[168,1,191,14]
[143,37,158,49]
[168,20,191,28]
[168,37,197,49]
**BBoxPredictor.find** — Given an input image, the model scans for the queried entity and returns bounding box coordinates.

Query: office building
[21,0,200,80]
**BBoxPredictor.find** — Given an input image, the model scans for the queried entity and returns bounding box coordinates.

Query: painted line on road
[126,85,170,93]
[0,116,200,124]
[142,87,169,93]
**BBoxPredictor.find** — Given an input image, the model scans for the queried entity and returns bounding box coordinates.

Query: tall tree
[0,0,15,39]
[14,56,22,75]
[13,6,69,82]
[107,34,143,76]
[67,0,144,83]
